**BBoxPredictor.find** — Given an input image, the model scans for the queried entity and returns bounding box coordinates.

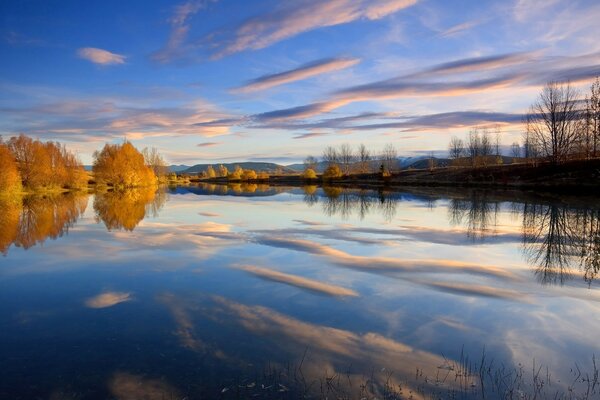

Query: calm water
[1,185,599,399]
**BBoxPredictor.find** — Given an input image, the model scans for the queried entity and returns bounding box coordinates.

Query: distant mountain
[168,164,191,172]
[183,162,296,174]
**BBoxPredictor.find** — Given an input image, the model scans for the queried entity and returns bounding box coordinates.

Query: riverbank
[195,158,600,192]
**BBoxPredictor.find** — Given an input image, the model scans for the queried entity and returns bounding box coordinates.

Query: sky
[1,0,600,165]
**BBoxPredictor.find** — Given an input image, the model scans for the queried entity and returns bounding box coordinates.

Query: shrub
[241,169,257,181]
[322,165,342,179]
[302,168,317,179]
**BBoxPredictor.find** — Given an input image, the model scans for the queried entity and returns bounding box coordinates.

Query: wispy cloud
[152,0,212,63]
[85,291,131,308]
[77,47,126,65]
[236,265,359,297]
[438,19,486,37]
[293,131,331,139]
[203,0,417,59]
[233,57,360,93]
[196,141,220,147]
[251,51,600,122]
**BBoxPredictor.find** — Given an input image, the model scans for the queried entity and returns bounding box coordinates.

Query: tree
[480,128,493,158]
[142,147,168,179]
[0,143,21,193]
[322,146,339,167]
[428,152,436,171]
[448,136,464,161]
[339,143,355,175]
[303,156,318,171]
[218,164,228,177]
[381,143,397,173]
[526,82,580,163]
[7,134,52,188]
[589,78,600,157]
[467,128,481,166]
[93,141,156,188]
[241,169,257,180]
[322,164,342,180]
[511,142,521,160]
[357,143,371,173]
[206,165,216,178]
[302,168,317,179]
[5,134,86,189]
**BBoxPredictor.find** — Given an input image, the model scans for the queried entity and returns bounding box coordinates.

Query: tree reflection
[522,204,600,286]
[315,186,397,221]
[93,187,166,231]
[448,192,500,240]
[0,192,88,255]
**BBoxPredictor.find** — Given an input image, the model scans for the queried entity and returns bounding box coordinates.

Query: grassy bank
[195,159,600,192]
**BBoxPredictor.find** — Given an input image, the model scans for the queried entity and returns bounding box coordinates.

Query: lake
[1,184,599,399]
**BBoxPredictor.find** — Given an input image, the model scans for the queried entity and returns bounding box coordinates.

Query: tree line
[448,78,600,166]
[302,143,399,179]
[0,134,88,193]
[0,134,170,194]
[200,164,269,181]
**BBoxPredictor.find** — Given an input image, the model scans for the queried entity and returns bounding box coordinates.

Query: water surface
[1,185,599,399]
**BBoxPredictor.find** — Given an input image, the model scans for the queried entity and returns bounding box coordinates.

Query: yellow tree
[0,143,22,193]
[93,141,156,188]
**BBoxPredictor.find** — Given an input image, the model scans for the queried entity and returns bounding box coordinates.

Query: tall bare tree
[322,146,339,167]
[526,82,580,163]
[303,155,318,171]
[357,143,371,173]
[585,78,600,157]
[448,136,464,161]
[381,143,397,173]
[339,143,355,175]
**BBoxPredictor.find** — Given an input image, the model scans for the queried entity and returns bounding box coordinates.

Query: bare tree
[357,143,371,173]
[381,143,397,173]
[467,128,481,165]
[526,82,580,163]
[448,136,464,161]
[303,155,318,171]
[583,78,600,158]
[322,146,339,167]
[428,151,436,171]
[339,143,355,175]
[480,128,493,157]
[511,142,521,159]
[142,147,168,178]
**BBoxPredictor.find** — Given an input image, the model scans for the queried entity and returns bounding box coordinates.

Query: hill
[183,162,296,174]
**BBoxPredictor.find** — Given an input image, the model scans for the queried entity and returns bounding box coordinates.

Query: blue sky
[1,0,600,165]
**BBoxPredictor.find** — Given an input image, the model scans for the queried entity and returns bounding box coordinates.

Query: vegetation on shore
[0,134,170,195]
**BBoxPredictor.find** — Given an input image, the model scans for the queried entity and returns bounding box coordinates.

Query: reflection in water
[93,187,167,231]
[448,193,500,240]
[0,192,88,255]
[522,203,600,286]
[317,186,397,221]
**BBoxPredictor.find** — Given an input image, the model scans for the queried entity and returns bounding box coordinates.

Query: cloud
[109,372,180,400]
[196,141,220,147]
[233,57,360,93]
[0,90,234,143]
[438,19,486,37]
[77,47,126,65]
[236,264,359,297]
[250,51,600,122]
[85,291,132,308]
[253,235,517,280]
[293,131,331,139]
[152,0,211,63]
[203,0,417,59]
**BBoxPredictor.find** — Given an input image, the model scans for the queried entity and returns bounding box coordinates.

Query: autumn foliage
[93,141,156,188]
[0,134,87,193]
[0,143,21,193]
